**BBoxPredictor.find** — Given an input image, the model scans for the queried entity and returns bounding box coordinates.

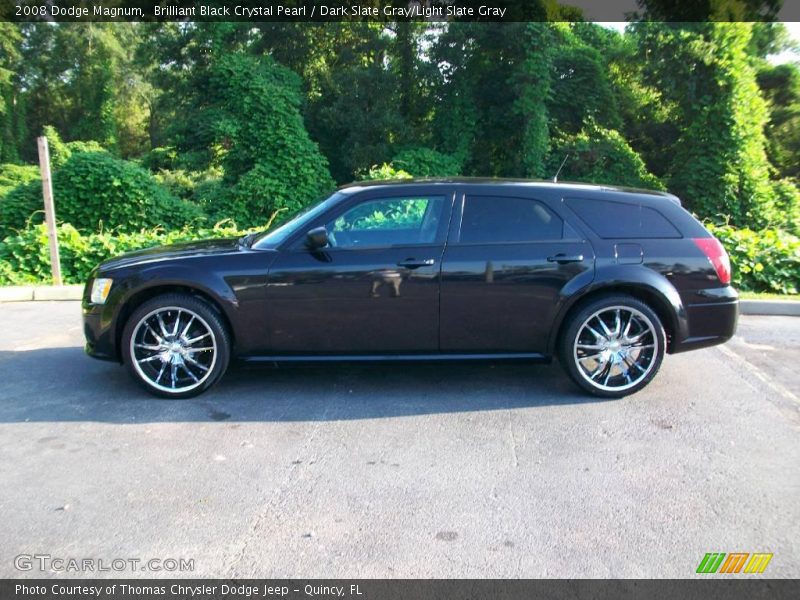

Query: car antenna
[552,153,569,183]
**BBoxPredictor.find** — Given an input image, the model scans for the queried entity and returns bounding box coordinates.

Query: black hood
[99,238,241,272]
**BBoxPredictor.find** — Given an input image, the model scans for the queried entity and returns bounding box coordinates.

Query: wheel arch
[114,284,235,363]
[548,269,688,356]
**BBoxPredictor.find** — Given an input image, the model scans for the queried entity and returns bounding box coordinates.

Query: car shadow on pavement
[0,346,613,423]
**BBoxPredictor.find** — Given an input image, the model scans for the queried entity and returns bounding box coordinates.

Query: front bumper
[82,278,119,362]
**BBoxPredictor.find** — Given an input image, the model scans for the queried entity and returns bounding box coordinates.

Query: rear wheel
[121,293,230,399]
[559,294,665,398]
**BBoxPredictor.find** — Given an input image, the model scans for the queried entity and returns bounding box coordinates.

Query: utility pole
[37,136,62,286]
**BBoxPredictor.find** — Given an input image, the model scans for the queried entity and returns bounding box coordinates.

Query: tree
[548,26,622,135]
[303,24,403,182]
[16,23,151,158]
[431,22,556,178]
[0,23,23,163]
[633,23,778,227]
[757,63,800,181]
[546,124,664,189]
[174,52,335,228]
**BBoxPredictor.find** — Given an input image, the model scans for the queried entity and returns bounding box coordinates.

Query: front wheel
[559,295,666,398]
[121,293,231,399]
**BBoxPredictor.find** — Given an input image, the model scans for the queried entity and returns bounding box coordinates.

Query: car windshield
[250,191,346,249]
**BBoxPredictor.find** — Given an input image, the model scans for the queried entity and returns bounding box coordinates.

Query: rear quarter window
[565,197,681,239]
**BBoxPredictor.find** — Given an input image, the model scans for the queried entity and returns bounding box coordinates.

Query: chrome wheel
[130,306,218,394]
[573,305,659,393]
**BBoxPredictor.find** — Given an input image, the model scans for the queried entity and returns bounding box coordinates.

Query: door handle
[547,254,584,264]
[397,258,435,269]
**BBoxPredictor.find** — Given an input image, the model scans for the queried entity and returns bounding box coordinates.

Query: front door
[440,193,594,354]
[266,191,453,354]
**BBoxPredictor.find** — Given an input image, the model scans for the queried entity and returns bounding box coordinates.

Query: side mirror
[306,226,329,249]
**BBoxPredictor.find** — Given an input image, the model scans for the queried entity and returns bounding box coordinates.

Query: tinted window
[566,198,681,239]
[459,196,563,243]
[327,196,445,248]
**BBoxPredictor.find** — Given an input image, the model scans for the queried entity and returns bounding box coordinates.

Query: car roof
[338,177,681,205]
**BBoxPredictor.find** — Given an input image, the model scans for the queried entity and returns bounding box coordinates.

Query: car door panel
[440,194,595,353]
[265,190,453,354]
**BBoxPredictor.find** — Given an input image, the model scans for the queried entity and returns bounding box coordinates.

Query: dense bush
[0,152,204,238]
[0,222,243,285]
[708,223,800,294]
[357,163,412,181]
[2,213,798,295]
[42,125,106,168]
[772,178,800,235]
[0,163,38,200]
[546,125,664,190]
[173,53,335,228]
[391,148,462,178]
[154,166,223,203]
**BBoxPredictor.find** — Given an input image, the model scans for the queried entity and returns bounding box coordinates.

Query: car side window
[458,195,563,243]
[327,196,446,248]
[565,197,682,239]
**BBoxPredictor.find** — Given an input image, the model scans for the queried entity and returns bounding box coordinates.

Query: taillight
[692,237,731,285]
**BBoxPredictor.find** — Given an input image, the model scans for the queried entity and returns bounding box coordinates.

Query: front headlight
[90,278,113,304]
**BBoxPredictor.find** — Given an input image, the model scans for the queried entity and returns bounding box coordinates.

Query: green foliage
[391,148,461,178]
[42,125,70,167]
[172,52,334,228]
[17,23,150,160]
[154,166,223,202]
[707,223,800,294]
[772,179,800,235]
[0,23,23,163]
[303,24,404,182]
[335,198,427,231]
[515,23,555,178]
[548,36,622,134]
[1,20,799,297]
[0,162,37,200]
[432,22,557,178]
[0,222,243,285]
[142,146,179,172]
[41,124,106,168]
[223,163,312,230]
[757,63,800,181]
[0,152,203,238]
[546,125,664,190]
[634,23,778,228]
[357,163,412,181]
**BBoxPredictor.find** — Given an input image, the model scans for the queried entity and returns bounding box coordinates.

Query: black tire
[121,293,231,399]
[559,294,666,398]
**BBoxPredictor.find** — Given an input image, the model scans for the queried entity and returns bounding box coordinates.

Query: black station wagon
[82,179,738,399]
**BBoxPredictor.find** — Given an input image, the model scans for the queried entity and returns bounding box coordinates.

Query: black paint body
[83,180,738,365]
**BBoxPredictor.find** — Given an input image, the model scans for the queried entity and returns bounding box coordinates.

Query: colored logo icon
[696,553,773,574]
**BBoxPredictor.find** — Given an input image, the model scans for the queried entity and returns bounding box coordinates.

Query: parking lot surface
[0,301,798,578]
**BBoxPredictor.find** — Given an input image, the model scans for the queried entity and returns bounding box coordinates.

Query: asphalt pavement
[0,301,798,578]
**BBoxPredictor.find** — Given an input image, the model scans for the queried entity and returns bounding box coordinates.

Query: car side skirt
[239,352,551,365]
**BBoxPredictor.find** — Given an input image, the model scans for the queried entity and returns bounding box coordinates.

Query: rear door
[440,192,594,353]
